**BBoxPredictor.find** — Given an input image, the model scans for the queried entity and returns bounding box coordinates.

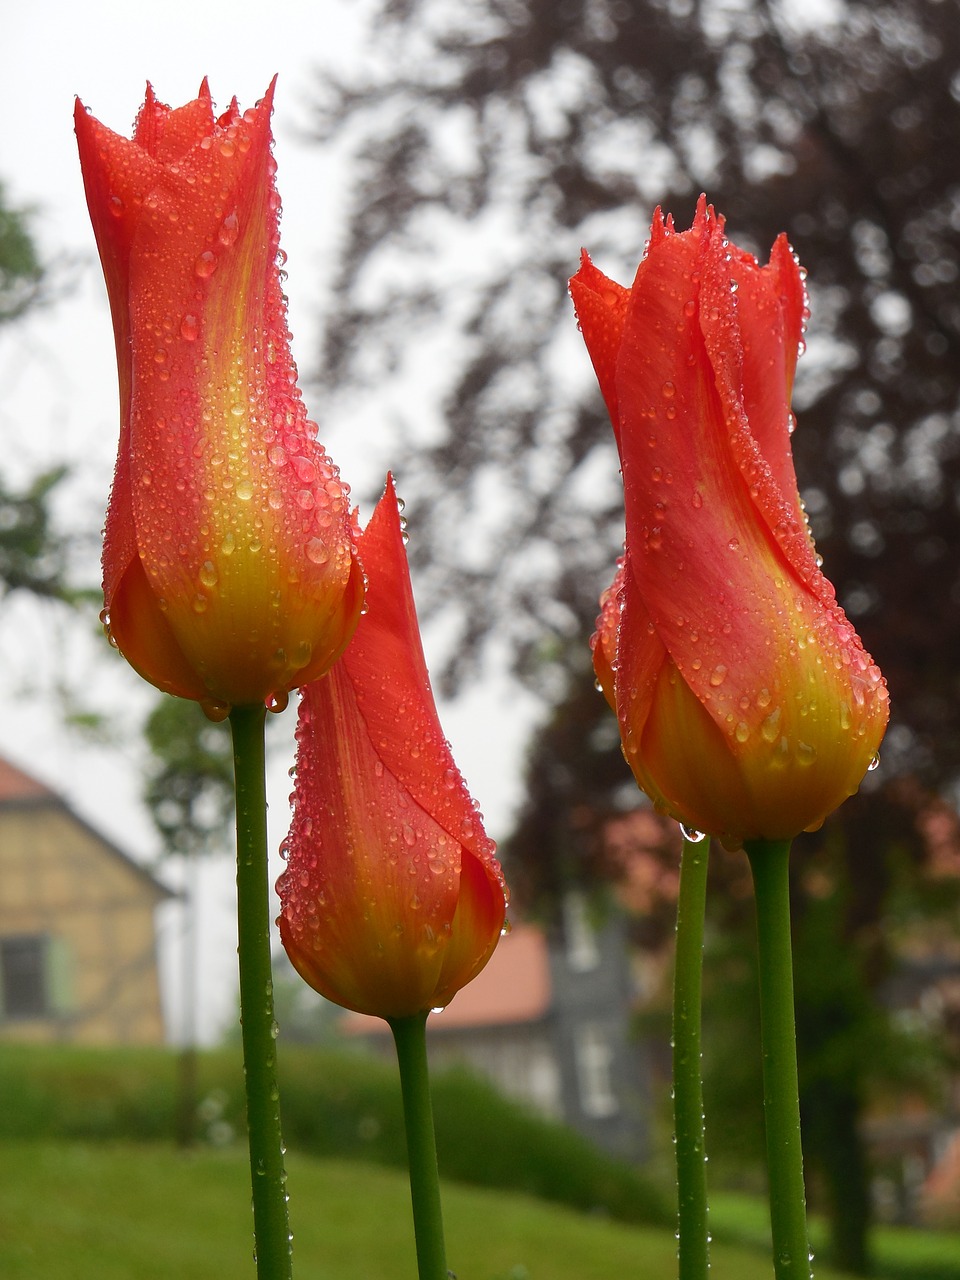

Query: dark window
[1,935,48,1018]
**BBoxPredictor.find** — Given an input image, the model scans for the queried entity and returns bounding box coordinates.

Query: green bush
[0,1043,669,1228]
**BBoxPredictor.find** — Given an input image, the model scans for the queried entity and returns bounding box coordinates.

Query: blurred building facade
[0,756,171,1044]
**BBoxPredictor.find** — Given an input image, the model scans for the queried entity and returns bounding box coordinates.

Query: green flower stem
[230,704,292,1280]
[389,1012,449,1280]
[673,833,711,1280]
[744,837,811,1280]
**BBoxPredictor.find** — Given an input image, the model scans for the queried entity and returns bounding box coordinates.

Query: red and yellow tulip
[278,477,508,1019]
[571,198,889,846]
[75,82,363,715]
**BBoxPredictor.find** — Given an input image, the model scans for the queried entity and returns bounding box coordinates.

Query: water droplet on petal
[761,708,782,743]
[306,538,329,565]
[219,212,240,246]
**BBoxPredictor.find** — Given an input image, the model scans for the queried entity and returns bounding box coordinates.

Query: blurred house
[0,755,171,1044]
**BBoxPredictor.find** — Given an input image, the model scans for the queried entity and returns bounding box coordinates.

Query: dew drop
[709,664,727,687]
[680,824,707,844]
[761,708,782,743]
[236,480,254,501]
[219,212,240,246]
[194,250,217,279]
[180,314,199,342]
[199,560,218,588]
[305,537,329,565]
[868,751,880,772]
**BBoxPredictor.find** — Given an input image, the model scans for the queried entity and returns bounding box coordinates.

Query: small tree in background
[142,695,235,1146]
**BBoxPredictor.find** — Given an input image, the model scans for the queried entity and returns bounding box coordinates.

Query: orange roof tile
[0,755,55,802]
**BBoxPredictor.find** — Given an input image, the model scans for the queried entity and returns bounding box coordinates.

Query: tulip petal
[281,658,463,1017]
[107,555,210,703]
[569,251,630,439]
[342,478,501,877]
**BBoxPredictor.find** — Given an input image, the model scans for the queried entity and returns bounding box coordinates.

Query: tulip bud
[76,81,363,716]
[572,197,889,846]
[278,477,508,1018]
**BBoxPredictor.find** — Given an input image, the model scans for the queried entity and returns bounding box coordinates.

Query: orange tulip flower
[75,82,363,716]
[571,198,889,847]
[278,477,508,1019]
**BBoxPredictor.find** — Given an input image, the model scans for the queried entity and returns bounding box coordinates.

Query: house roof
[341,921,553,1036]
[0,752,176,902]
[0,756,56,802]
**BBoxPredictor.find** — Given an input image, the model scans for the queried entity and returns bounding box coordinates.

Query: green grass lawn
[0,1140,857,1280]
[2,1142,958,1278]
[710,1191,960,1280]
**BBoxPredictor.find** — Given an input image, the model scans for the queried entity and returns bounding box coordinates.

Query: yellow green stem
[744,837,811,1280]
[673,833,711,1280]
[230,703,292,1280]
[389,1012,449,1280]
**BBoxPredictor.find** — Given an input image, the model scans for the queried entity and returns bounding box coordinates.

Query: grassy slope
[710,1192,960,1280]
[0,1141,869,1280]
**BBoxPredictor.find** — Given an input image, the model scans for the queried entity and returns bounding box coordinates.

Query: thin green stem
[389,1013,449,1280]
[230,703,292,1280]
[673,833,711,1280]
[744,837,811,1280]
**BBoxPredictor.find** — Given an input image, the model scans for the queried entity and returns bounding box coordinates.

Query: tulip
[75,82,363,716]
[571,197,889,847]
[278,477,508,1019]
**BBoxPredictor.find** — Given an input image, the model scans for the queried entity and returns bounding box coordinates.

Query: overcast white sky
[0,0,541,1042]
